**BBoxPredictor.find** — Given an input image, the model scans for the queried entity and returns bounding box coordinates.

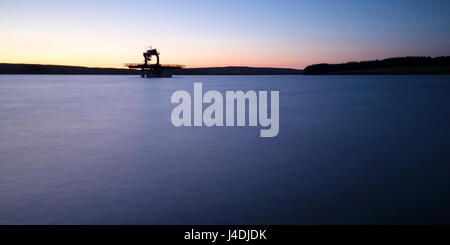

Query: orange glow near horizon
[0,35,417,70]
[0,31,313,69]
[1,1,449,69]
[1,31,446,69]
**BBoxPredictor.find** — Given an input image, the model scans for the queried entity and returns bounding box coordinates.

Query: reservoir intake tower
[125,48,183,78]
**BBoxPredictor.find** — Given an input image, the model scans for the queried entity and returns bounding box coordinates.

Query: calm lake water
[0,74,449,224]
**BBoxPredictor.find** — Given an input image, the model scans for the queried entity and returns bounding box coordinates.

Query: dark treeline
[303,56,450,75]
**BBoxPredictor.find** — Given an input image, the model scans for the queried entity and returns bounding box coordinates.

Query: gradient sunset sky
[1,0,449,69]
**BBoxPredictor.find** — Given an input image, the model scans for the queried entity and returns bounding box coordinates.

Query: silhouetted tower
[125,47,183,78]
[143,48,160,66]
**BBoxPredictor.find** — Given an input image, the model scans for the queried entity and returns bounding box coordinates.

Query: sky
[1,0,449,69]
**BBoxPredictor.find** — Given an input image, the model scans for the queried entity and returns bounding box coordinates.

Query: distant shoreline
[0,63,303,76]
[2,56,450,76]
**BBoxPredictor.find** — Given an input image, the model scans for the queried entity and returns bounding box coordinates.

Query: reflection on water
[0,74,449,224]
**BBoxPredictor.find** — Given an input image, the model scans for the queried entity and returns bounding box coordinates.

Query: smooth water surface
[0,74,449,224]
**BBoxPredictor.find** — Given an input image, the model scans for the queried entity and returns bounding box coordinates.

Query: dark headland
[2,56,450,75]
[0,63,302,75]
[303,56,450,75]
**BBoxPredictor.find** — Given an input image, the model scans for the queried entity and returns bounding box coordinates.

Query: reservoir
[0,74,449,224]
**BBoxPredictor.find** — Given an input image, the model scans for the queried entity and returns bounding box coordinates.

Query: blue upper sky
[1,0,449,68]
